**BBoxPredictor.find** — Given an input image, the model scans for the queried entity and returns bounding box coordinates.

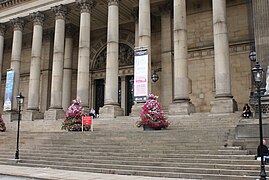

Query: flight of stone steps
[0,112,265,179]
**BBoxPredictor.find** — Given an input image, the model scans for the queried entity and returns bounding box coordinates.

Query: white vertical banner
[134,49,148,102]
[4,69,15,111]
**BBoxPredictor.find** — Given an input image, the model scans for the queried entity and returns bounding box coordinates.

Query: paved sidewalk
[0,165,194,180]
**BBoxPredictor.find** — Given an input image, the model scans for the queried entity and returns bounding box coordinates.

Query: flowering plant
[61,99,90,131]
[136,93,169,129]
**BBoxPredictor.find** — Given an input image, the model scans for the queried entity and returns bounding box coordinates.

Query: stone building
[0,0,258,120]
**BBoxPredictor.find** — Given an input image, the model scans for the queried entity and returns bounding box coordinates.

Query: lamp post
[250,51,266,179]
[15,92,24,160]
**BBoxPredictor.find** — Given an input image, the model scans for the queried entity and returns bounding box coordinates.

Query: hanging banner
[134,49,148,102]
[4,69,15,111]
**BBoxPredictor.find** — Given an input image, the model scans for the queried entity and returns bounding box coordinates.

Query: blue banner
[4,70,15,111]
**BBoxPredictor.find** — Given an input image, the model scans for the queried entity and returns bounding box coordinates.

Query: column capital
[107,0,120,6]
[30,12,45,26]
[10,17,24,31]
[0,24,6,36]
[51,5,67,20]
[76,0,95,13]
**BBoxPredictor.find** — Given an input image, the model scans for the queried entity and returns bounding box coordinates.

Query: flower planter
[143,125,162,131]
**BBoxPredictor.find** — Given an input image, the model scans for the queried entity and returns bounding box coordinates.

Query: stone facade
[0,0,255,119]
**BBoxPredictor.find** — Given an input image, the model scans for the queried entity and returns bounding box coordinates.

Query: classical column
[0,24,5,111]
[120,76,126,115]
[24,12,45,121]
[131,0,151,117]
[132,8,139,47]
[160,4,173,112]
[40,32,53,113]
[10,18,24,111]
[210,0,237,113]
[62,24,74,111]
[44,5,67,120]
[99,0,123,118]
[76,0,94,111]
[169,0,194,115]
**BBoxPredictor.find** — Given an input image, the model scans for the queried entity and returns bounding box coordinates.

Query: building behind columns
[0,0,261,118]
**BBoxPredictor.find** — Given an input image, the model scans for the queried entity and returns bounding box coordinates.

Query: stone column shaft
[76,0,94,109]
[62,30,73,110]
[213,0,231,97]
[211,0,237,113]
[138,0,151,93]
[28,12,44,110]
[121,76,126,115]
[0,25,5,111]
[160,6,172,110]
[0,25,5,90]
[104,1,119,105]
[99,0,123,118]
[168,0,195,115]
[173,0,189,101]
[10,18,24,110]
[50,5,66,109]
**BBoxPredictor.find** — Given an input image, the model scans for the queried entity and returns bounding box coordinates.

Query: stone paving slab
[0,165,195,180]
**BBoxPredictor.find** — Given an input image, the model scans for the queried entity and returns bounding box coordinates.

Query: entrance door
[95,79,104,115]
[126,76,134,116]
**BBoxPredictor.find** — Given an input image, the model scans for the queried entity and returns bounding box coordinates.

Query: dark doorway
[126,76,134,116]
[95,79,105,115]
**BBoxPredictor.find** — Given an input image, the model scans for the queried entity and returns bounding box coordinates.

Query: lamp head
[249,51,256,62]
[151,71,159,83]
[251,62,264,83]
[16,92,24,105]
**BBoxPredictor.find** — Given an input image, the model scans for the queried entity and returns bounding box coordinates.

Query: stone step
[3,161,258,178]
[6,146,248,155]
[7,161,260,180]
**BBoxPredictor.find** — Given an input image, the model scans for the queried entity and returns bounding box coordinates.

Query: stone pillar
[121,76,126,115]
[132,8,139,47]
[210,0,237,113]
[10,18,24,111]
[44,5,67,120]
[62,24,74,111]
[76,0,95,111]
[40,32,53,113]
[160,4,172,111]
[169,0,194,115]
[0,24,5,111]
[3,18,24,121]
[99,0,123,118]
[131,0,152,117]
[24,12,45,121]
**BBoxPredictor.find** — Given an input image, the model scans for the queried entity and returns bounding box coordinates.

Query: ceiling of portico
[1,0,169,38]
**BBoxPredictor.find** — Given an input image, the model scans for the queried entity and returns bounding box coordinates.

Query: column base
[44,109,65,120]
[130,103,143,117]
[2,111,18,122]
[210,97,238,114]
[22,110,44,121]
[99,104,124,118]
[168,101,195,115]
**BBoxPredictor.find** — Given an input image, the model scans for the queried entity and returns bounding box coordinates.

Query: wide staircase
[0,112,265,179]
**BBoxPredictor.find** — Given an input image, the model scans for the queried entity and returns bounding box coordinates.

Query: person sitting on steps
[242,103,251,118]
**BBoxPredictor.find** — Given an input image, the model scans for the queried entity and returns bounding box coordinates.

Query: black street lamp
[15,92,24,160]
[251,59,266,179]
[151,71,159,83]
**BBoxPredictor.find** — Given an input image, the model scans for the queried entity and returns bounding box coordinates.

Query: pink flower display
[137,94,169,130]
[62,99,90,131]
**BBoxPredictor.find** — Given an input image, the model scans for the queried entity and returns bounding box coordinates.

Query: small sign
[82,116,92,125]
[82,116,93,132]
